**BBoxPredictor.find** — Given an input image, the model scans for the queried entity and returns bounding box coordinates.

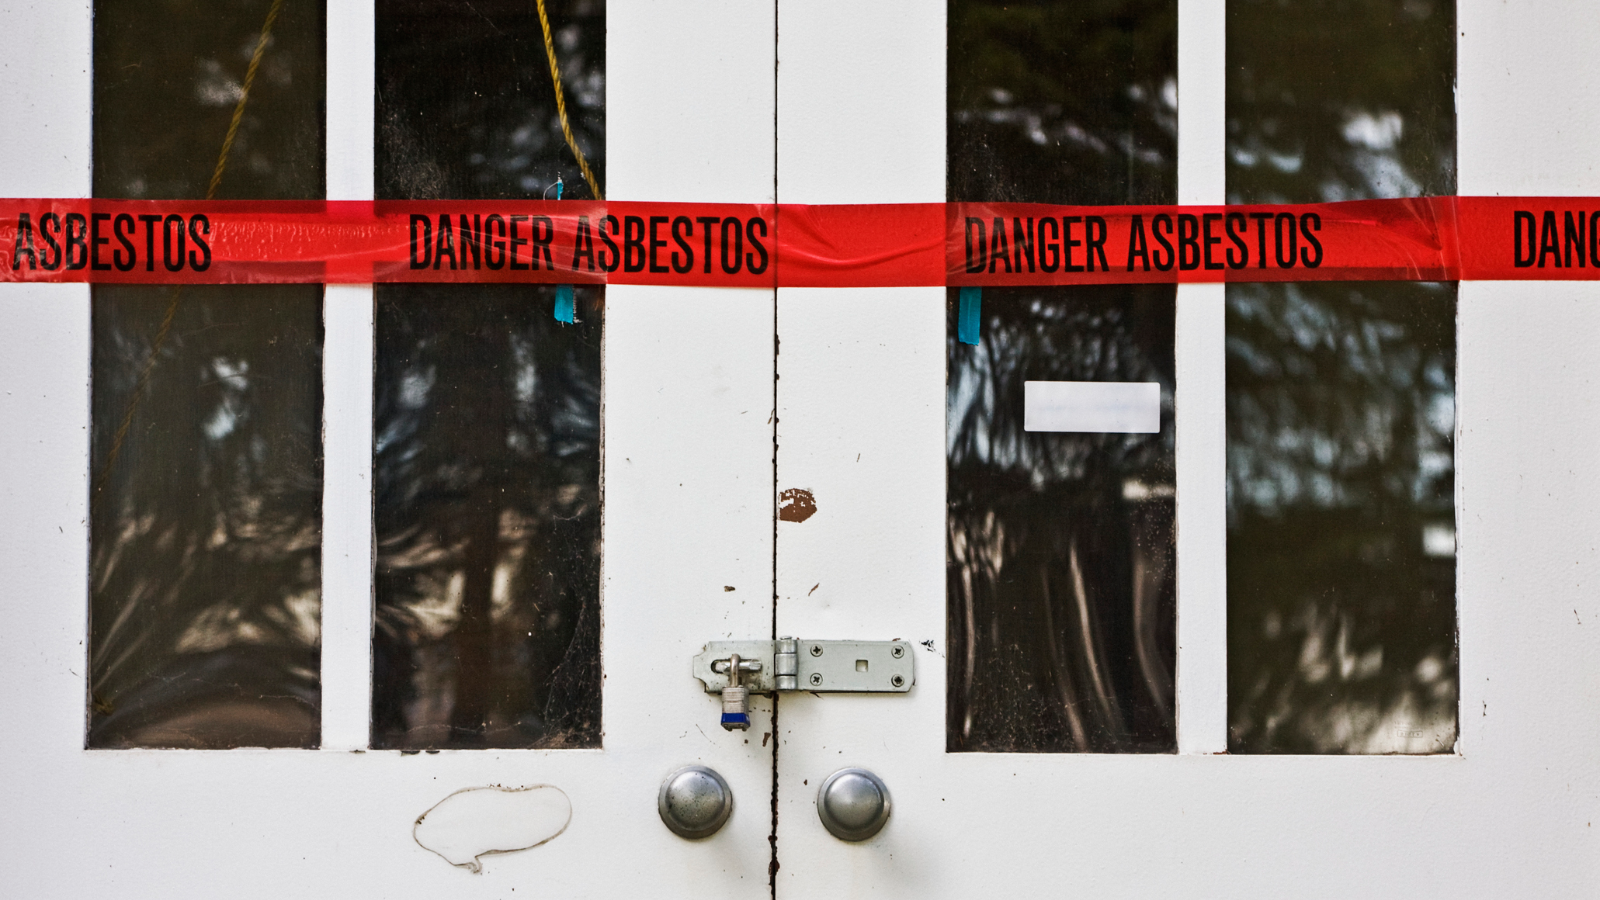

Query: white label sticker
[1023,381,1161,433]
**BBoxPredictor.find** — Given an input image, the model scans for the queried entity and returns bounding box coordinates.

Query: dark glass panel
[949,0,1176,207]
[376,0,605,201]
[947,287,1176,752]
[372,288,601,749]
[947,0,1177,752]
[1226,281,1456,753]
[89,0,325,749]
[1226,0,1457,753]
[1225,0,1454,206]
[94,0,326,201]
[373,0,604,748]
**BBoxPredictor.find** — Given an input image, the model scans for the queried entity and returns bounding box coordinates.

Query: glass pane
[372,0,604,749]
[947,287,1176,753]
[947,0,1177,752]
[1226,0,1457,753]
[376,0,605,201]
[949,0,1176,207]
[89,0,326,748]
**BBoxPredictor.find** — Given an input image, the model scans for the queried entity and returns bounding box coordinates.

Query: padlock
[720,685,750,731]
[719,653,752,731]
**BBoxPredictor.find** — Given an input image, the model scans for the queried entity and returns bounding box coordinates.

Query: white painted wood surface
[0,0,778,895]
[320,0,376,754]
[1174,0,1229,757]
[771,0,1600,897]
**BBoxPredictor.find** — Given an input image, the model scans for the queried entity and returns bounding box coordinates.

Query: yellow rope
[208,0,286,200]
[534,0,603,200]
[98,0,286,495]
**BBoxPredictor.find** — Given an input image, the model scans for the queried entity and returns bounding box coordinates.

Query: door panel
[0,0,780,894]
[771,1,1600,897]
[772,0,948,892]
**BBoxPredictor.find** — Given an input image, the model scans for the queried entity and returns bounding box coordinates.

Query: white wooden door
[3,1,1599,897]
[772,0,1600,896]
[0,1,781,895]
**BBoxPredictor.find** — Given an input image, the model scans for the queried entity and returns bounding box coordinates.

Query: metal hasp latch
[693,638,914,731]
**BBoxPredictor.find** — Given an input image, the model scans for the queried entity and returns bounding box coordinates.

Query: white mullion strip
[320,288,373,750]
[1174,0,1229,755]
[327,0,375,203]
[320,0,376,750]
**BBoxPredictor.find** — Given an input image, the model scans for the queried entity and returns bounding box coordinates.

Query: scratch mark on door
[413,784,570,873]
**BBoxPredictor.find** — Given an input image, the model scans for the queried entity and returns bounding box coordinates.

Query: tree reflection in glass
[372,0,604,748]
[947,0,1177,752]
[89,0,326,749]
[948,288,1176,752]
[373,289,601,749]
[1226,0,1457,753]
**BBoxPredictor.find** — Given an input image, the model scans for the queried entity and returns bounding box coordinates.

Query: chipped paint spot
[778,488,817,523]
[413,784,571,873]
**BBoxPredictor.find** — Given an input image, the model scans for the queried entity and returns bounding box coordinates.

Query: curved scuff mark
[413,784,571,874]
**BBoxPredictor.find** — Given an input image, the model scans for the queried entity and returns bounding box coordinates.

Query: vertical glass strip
[89,0,327,748]
[947,0,1178,752]
[1225,0,1458,753]
[372,0,603,749]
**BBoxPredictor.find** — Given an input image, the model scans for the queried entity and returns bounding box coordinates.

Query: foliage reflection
[948,288,1176,752]
[947,0,1177,752]
[372,0,604,748]
[88,0,325,749]
[373,289,601,748]
[1226,0,1458,753]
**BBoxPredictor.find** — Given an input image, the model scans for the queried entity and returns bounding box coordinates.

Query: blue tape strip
[958,286,982,345]
[554,283,576,324]
[552,178,577,324]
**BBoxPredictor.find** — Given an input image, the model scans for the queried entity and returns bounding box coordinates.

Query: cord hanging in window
[535,0,602,201]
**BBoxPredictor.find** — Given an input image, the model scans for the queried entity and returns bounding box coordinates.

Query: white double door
[2,1,1598,898]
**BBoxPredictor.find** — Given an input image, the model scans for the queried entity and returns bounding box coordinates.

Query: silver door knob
[816,767,891,841]
[658,765,733,839]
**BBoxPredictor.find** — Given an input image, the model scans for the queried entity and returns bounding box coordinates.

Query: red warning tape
[0,197,1596,286]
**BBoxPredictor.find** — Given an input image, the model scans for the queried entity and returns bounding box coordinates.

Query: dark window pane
[1226,0,1457,753]
[947,0,1177,753]
[949,0,1176,207]
[89,0,326,749]
[373,0,604,749]
[377,0,605,201]
[947,287,1176,753]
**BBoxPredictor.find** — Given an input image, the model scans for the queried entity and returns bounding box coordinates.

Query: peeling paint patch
[778,488,817,523]
[413,784,571,873]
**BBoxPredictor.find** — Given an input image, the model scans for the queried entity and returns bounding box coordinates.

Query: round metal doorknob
[816,767,891,841]
[658,765,733,839]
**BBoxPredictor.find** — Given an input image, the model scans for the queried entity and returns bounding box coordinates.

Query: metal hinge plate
[692,638,914,694]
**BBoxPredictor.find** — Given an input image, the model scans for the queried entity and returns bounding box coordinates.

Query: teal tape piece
[552,178,576,324]
[958,286,982,345]
[554,283,576,324]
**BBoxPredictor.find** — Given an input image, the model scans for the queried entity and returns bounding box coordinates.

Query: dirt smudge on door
[778,488,816,523]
